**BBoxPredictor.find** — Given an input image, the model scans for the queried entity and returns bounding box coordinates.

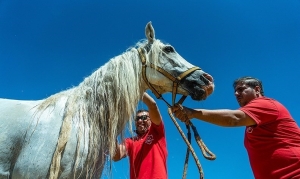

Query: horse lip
[206,83,214,96]
[200,82,214,100]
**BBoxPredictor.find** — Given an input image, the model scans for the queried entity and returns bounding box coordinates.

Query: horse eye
[163,46,174,53]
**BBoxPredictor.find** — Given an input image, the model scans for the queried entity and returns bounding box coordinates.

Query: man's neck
[136,131,148,138]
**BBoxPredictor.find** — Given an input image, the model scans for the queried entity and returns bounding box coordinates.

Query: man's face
[135,111,151,135]
[234,82,257,107]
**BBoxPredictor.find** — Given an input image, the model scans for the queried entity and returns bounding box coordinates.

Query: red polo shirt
[125,122,168,179]
[241,97,300,179]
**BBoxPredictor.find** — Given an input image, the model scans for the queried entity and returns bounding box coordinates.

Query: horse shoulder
[0,97,69,178]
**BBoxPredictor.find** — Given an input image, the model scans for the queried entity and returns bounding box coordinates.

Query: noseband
[137,48,200,106]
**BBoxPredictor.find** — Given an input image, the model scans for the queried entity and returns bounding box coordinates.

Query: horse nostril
[203,73,214,82]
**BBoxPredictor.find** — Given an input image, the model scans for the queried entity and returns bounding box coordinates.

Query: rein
[137,48,216,179]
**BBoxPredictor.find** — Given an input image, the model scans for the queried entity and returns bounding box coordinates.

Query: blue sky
[1,0,300,178]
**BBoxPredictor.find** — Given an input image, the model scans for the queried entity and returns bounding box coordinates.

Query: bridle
[137,47,216,179]
[137,47,200,106]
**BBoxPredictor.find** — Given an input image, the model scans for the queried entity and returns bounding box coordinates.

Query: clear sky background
[1,1,299,179]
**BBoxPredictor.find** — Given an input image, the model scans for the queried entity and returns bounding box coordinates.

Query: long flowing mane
[36,39,162,177]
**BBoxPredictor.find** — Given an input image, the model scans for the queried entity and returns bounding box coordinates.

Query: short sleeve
[240,97,278,125]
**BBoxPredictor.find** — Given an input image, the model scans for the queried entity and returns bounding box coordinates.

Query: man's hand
[171,104,194,123]
[112,140,127,162]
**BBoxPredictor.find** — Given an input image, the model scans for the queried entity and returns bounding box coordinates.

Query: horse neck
[71,48,146,156]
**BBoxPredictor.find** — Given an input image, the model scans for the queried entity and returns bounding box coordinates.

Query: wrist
[192,109,202,119]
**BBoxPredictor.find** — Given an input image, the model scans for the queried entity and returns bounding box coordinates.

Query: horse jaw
[144,67,214,101]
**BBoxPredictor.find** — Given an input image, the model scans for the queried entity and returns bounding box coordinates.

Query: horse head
[138,22,214,102]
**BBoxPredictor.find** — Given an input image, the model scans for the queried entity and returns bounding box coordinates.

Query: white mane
[36,39,163,178]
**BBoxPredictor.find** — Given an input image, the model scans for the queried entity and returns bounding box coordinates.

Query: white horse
[0,22,214,179]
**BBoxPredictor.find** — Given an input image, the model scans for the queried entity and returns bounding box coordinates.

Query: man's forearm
[112,140,127,161]
[192,109,245,127]
[142,92,156,108]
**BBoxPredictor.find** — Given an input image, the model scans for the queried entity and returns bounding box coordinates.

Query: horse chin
[189,89,206,101]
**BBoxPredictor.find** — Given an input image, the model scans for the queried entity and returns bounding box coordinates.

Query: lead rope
[166,96,216,179]
[182,124,191,179]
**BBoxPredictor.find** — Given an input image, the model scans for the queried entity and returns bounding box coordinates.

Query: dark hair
[136,109,149,114]
[233,76,264,96]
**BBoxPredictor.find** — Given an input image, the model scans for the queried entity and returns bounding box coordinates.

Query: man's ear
[254,86,261,95]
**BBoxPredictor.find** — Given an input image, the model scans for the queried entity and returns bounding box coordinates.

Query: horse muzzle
[187,73,214,101]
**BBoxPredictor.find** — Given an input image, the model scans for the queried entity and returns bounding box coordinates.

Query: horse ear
[145,21,155,44]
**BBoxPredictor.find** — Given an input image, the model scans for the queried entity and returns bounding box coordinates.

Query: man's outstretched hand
[171,104,193,123]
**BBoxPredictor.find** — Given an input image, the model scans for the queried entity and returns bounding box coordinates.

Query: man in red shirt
[113,92,168,179]
[172,76,300,179]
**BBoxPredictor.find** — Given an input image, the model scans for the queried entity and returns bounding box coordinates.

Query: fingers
[171,104,190,123]
[170,104,180,113]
